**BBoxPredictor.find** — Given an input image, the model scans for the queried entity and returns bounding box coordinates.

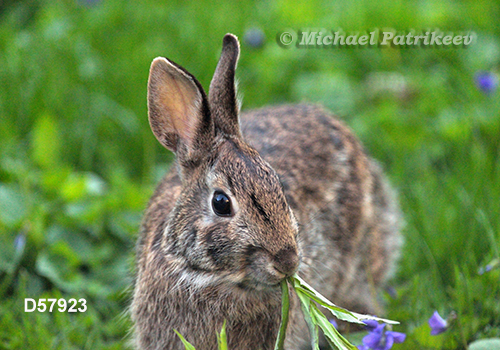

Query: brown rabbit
[131,34,402,350]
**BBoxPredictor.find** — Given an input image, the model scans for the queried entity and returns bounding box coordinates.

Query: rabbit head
[147,34,300,291]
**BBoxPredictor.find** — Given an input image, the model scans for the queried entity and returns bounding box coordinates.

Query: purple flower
[478,264,493,275]
[428,311,448,335]
[14,233,26,254]
[329,319,338,329]
[361,322,406,350]
[244,28,265,48]
[363,323,386,348]
[384,332,407,349]
[475,71,498,94]
[363,319,380,331]
[478,259,499,274]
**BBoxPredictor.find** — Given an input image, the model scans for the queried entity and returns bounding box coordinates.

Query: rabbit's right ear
[148,57,214,165]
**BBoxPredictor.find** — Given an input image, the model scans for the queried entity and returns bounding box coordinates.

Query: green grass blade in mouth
[274,279,291,350]
[290,274,398,325]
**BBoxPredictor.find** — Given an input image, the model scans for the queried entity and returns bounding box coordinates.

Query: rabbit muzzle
[243,245,299,289]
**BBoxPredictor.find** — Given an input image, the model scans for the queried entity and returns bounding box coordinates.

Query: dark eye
[212,191,233,217]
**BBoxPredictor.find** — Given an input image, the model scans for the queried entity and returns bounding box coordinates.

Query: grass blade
[217,320,228,350]
[274,279,290,350]
[174,330,197,350]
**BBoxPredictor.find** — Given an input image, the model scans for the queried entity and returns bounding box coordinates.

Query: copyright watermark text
[277,28,476,48]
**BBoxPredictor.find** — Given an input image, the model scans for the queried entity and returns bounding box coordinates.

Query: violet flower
[428,311,448,335]
[475,71,498,94]
[14,233,26,254]
[329,319,338,329]
[244,28,265,48]
[360,321,406,350]
[363,319,380,331]
[478,264,493,275]
[478,259,499,275]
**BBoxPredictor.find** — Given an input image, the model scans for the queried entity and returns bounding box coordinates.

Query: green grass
[1,0,499,349]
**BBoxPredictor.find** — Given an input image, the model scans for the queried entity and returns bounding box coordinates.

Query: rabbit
[131,33,402,350]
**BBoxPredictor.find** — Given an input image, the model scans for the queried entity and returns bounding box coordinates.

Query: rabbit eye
[212,191,233,217]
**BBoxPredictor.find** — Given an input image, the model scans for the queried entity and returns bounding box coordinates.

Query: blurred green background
[0,0,499,349]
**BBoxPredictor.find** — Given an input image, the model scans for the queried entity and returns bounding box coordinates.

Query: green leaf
[174,330,197,350]
[31,113,61,168]
[310,303,357,350]
[0,234,24,275]
[290,275,362,324]
[35,248,81,292]
[468,338,500,350]
[295,287,320,350]
[290,274,398,325]
[410,320,453,349]
[0,185,27,228]
[274,280,290,350]
[217,320,228,350]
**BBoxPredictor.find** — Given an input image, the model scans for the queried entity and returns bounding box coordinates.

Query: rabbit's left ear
[148,57,214,165]
[209,34,241,138]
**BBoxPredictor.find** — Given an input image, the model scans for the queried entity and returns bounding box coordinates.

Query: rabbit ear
[148,57,214,163]
[209,33,241,138]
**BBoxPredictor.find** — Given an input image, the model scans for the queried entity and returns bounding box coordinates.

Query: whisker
[298,260,331,286]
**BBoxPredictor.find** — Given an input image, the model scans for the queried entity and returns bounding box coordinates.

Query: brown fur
[131,34,402,350]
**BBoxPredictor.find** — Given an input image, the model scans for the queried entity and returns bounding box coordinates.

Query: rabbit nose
[273,246,300,277]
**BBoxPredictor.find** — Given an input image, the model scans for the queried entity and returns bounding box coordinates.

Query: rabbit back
[241,104,401,315]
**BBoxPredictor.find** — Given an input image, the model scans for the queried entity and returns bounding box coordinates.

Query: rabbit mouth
[236,277,281,292]
[237,247,299,291]
[236,264,287,291]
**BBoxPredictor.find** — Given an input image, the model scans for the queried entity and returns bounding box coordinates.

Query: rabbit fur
[131,33,402,350]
